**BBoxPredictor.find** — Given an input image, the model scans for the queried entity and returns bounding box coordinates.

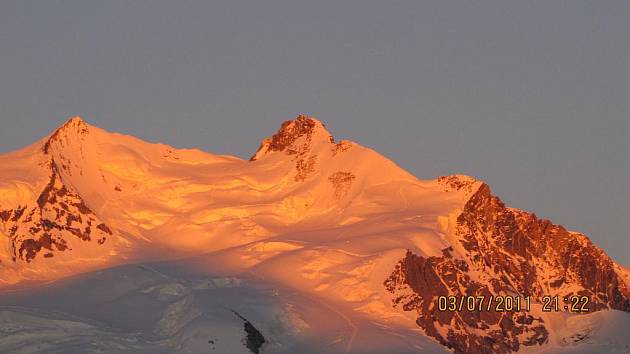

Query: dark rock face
[42,117,90,154]
[328,171,356,198]
[250,115,333,161]
[232,310,266,354]
[331,140,354,156]
[266,116,317,155]
[459,183,630,312]
[242,320,266,354]
[385,249,547,354]
[251,115,338,183]
[385,179,630,354]
[294,155,317,182]
[0,162,112,262]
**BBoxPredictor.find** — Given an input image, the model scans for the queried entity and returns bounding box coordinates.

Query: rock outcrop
[385,177,630,354]
[250,115,334,161]
[0,162,111,263]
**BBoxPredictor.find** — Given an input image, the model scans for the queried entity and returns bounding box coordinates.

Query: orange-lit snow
[0,116,628,353]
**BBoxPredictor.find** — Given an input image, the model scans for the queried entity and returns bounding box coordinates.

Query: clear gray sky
[1,1,629,264]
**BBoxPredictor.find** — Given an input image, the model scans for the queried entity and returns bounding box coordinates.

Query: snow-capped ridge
[437,174,484,196]
[42,116,92,154]
[250,114,335,161]
[1,113,629,354]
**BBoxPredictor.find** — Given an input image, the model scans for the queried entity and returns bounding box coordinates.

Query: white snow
[533,310,630,354]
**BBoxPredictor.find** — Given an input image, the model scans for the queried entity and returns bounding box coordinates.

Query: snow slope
[0,261,450,354]
[0,116,471,284]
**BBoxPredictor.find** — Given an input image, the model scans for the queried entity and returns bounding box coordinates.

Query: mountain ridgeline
[386,176,629,353]
[0,115,628,354]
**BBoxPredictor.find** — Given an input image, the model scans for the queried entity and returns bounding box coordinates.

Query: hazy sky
[1,1,629,264]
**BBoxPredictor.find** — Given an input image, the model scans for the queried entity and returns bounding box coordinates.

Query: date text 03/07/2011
[436,295,590,313]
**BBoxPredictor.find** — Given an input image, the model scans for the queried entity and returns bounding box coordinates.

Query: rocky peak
[0,162,112,263]
[437,174,483,196]
[250,115,335,161]
[42,116,91,154]
[385,181,630,354]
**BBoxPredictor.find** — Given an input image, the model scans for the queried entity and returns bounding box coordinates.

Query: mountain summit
[250,115,335,161]
[0,115,628,354]
[42,116,91,154]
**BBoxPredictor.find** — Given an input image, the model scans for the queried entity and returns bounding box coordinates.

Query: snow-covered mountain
[0,115,628,354]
